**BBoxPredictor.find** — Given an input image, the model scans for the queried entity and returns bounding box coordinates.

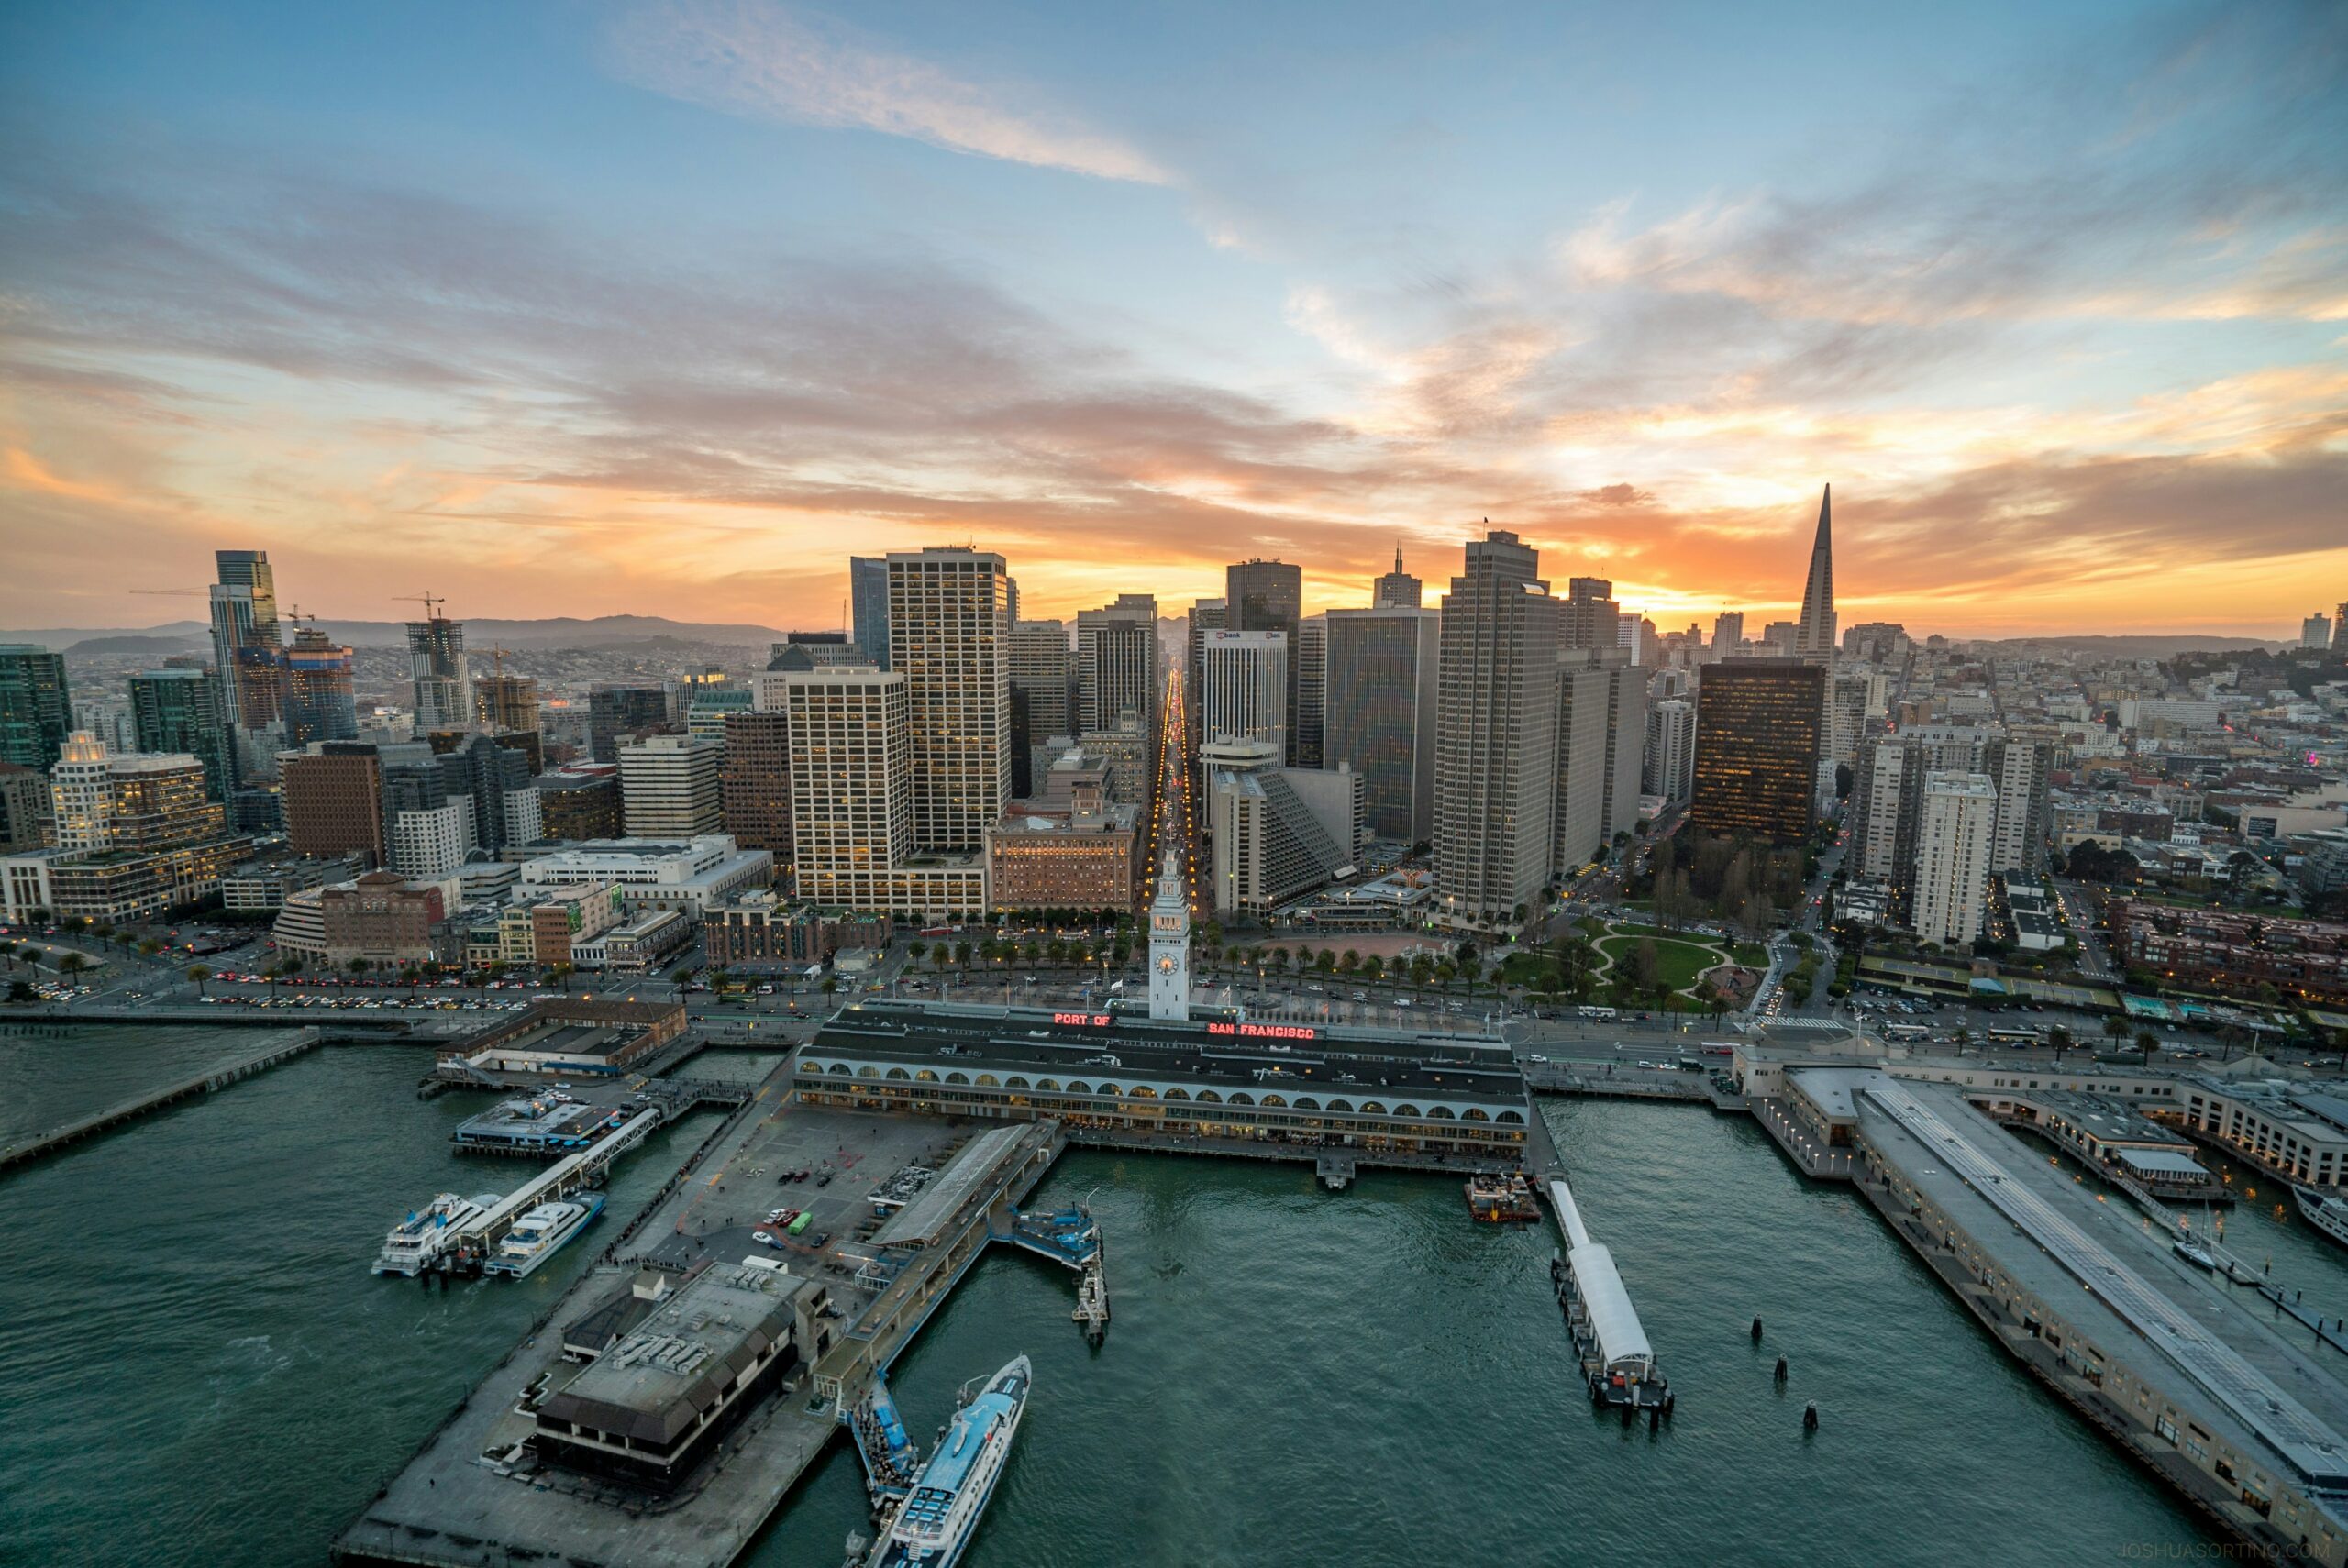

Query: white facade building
[619,734,724,838]
[1200,629,1289,756]
[1644,697,1697,802]
[516,834,772,916]
[389,799,474,879]
[1913,771,1997,948]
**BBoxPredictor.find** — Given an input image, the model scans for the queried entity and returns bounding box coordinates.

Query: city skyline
[5,2,2344,639]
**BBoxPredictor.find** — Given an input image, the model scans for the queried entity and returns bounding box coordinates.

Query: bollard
[1751,1316,1764,1343]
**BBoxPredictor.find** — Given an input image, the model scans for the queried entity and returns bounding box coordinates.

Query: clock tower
[1147,850,1190,1021]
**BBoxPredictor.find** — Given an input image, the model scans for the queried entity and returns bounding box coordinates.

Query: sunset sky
[2,1,2342,638]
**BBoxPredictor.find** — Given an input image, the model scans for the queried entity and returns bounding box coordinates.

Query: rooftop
[539,1263,805,1444]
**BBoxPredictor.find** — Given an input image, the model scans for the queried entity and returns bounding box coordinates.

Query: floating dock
[1544,1174,1670,1410]
[0,1028,323,1174]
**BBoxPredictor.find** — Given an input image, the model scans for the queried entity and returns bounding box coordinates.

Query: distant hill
[6,614,789,653]
[1973,635,2295,657]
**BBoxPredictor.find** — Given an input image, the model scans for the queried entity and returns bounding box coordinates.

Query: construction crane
[479,643,517,679]
[282,604,319,633]
[393,592,446,621]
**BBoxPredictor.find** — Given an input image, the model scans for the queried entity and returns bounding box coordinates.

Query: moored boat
[482,1192,605,1278]
[1465,1171,1540,1222]
[867,1355,1031,1568]
[373,1192,500,1276]
[2294,1187,2348,1252]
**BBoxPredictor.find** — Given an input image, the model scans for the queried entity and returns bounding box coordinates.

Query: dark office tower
[207,549,282,735]
[1373,547,1423,610]
[281,744,386,866]
[1795,484,1836,658]
[129,668,233,801]
[1434,530,1557,928]
[1324,607,1439,843]
[1187,598,1226,739]
[850,556,892,671]
[1008,619,1075,796]
[1226,558,1302,763]
[1690,658,1824,845]
[1077,594,1159,737]
[588,684,669,763]
[437,733,535,854]
[282,627,359,744]
[720,710,793,870]
[1293,614,1326,767]
[0,644,73,771]
[1559,577,1620,652]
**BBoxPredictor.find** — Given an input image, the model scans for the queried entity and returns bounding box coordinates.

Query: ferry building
[792,1000,1531,1171]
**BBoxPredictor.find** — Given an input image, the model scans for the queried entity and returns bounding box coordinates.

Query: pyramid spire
[1796,483,1836,657]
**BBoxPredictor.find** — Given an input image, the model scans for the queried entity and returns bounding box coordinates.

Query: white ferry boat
[372,1192,499,1276]
[482,1193,605,1279]
[867,1355,1031,1568]
[2294,1187,2348,1252]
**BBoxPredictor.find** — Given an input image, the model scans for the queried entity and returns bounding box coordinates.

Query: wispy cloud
[605,0,1173,184]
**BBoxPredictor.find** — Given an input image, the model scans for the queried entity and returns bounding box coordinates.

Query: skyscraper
[1373,547,1423,610]
[129,668,232,801]
[1293,614,1326,767]
[1007,619,1077,794]
[281,745,386,867]
[1645,697,1697,801]
[1795,484,1836,657]
[405,609,471,732]
[1690,658,1824,845]
[1711,611,1744,658]
[719,709,792,871]
[1186,597,1225,740]
[282,626,359,745]
[0,645,74,771]
[1599,657,1647,844]
[1076,593,1159,738]
[849,556,892,671]
[1560,577,1620,651]
[619,734,725,838]
[437,733,541,852]
[1435,529,1557,928]
[2306,613,2336,651]
[1913,771,1997,947]
[888,547,1012,855]
[782,666,914,904]
[1553,653,1613,875]
[1323,607,1439,843]
[588,684,670,763]
[1984,738,2051,876]
[1200,629,1289,756]
[475,671,541,735]
[1226,559,1302,764]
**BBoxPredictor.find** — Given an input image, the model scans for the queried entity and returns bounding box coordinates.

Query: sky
[1,0,2342,640]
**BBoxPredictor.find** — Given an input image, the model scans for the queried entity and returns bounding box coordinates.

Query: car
[752,1231,782,1248]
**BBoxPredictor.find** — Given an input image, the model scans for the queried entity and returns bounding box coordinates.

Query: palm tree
[2134,1029,2158,1066]
[2046,1024,2073,1066]
[58,952,89,981]
[186,963,210,998]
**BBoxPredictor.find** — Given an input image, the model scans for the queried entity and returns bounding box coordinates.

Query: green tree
[186,963,211,997]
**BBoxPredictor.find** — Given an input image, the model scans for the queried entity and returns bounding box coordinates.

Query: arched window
[1066,1081,1091,1095]
[1228,1092,1256,1106]
[1130,1086,1157,1099]
[1293,1097,1320,1111]
[856,1066,880,1078]
[1326,1099,1353,1113]
[914,1068,938,1082]
[1497,1110,1523,1125]
[827,1063,852,1076]
[1164,1088,1189,1100]
[1426,1106,1454,1120]
[1096,1083,1122,1097]
[1262,1094,1287,1108]
[1005,1076,1031,1089]
[1037,1078,1061,1092]
[1394,1103,1422,1117]
[885,1067,912,1081]
[1196,1090,1222,1103]
[976,1074,1000,1088]
[944,1072,969,1085]
[1464,1107,1489,1121]
[1361,1101,1387,1114]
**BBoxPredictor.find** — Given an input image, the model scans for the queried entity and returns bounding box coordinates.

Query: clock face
[1157,956,1175,974]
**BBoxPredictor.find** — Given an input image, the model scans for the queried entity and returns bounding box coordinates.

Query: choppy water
[0,1035,2257,1566]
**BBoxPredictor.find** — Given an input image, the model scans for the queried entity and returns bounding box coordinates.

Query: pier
[335,1093,1069,1568]
[1543,1172,1669,1410]
[0,1028,323,1174]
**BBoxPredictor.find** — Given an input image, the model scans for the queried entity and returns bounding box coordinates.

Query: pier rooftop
[1855,1076,2348,1541]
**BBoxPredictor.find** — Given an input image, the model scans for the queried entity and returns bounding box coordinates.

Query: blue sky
[2,0,2342,635]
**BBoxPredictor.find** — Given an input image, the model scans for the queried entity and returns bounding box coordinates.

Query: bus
[1881,1023,1929,1042]
[1578,1006,1619,1021]
[1988,1026,2042,1044]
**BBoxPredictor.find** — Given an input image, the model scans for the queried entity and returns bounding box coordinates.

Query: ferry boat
[482,1193,605,1279]
[866,1355,1031,1568]
[2294,1187,2348,1252]
[372,1192,500,1276]
[1465,1172,1541,1222]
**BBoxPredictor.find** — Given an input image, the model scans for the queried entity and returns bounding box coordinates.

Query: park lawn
[1596,934,1726,995]
[1498,950,1556,988]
